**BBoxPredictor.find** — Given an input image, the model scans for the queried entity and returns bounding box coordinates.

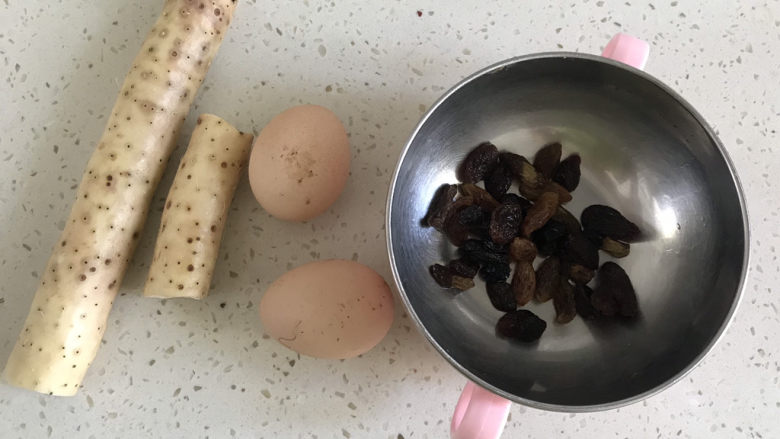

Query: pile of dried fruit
[424,141,641,342]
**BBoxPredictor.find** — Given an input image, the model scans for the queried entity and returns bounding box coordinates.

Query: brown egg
[258,260,395,359]
[248,105,350,221]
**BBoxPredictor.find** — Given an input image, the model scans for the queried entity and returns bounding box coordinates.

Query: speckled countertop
[1,1,778,438]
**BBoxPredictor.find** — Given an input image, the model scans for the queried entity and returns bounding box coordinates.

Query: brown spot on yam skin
[2,0,239,396]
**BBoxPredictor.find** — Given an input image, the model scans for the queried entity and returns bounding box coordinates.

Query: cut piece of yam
[144,114,252,299]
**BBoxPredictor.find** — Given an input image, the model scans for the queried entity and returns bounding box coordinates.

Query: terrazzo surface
[1,0,778,438]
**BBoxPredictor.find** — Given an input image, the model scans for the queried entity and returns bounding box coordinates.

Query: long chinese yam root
[144,114,252,299]
[3,0,239,396]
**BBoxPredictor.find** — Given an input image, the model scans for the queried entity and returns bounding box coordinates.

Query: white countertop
[1,1,778,438]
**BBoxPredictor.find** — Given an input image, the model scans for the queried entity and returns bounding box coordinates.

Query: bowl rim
[384,51,751,412]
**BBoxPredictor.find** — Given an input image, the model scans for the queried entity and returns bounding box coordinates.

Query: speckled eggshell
[259,260,394,359]
[248,105,350,222]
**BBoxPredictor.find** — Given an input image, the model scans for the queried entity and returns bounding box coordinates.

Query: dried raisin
[489,204,524,245]
[458,239,507,266]
[448,258,479,279]
[511,261,536,306]
[533,142,562,179]
[509,237,537,262]
[552,206,582,235]
[424,183,457,229]
[496,309,547,342]
[429,264,453,288]
[485,162,512,199]
[443,209,470,246]
[590,288,618,317]
[452,276,476,291]
[542,181,572,204]
[600,237,630,258]
[479,262,511,283]
[531,219,568,257]
[593,262,638,318]
[581,205,641,242]
[460,183,501,211]
[457,205,487,227]
[521,191,559,237]
[534,256,561,303]
[501,152,546,200]
[482,239,509,255]
[499,193,532,212]
[429,264,475,290]
[553,278,576,324]
[459,142,499,183]
[457,205,490,239]
[562,232,599,270]
[568,263,595,285]
[498,152,527,178]
[486,282,517,312]
[582,228,604,247]
[573,284,599,320]
[553,154,581,192]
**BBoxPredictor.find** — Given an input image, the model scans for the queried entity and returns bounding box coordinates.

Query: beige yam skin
[2,0,238,396]
[144,114,252,299]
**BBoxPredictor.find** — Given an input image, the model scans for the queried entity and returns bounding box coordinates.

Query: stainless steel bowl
[386,53,749,411]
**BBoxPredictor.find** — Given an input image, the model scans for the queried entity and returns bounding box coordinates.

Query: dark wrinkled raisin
[438,197,475,245]
[521,192,559,237]
[443,209,470,246]
[533,142,562,179]
[449,258,479,279]
[496,309,547,342]
[534,256,561,303]
[552,206,582,235]
[457,205,487,227]
[479,262,511,283]
[574,284,599,320]
[486,282,517,312]
[429,264,453,287]
[592,262,638,318]
[424,183,457,229]
[489,204,524,245]
[511,261,536,306]
[499,193,532,212]
[562,232,599,270]
[485,162,512,199]
[459,142,499,183]
[581,205,641,242]
[429,264,475,290]
[460,183,500,211]
[459,239,507,266]
[553,278,576,324]
[482,239,508,255]
[582,228,604,247]
[456,205,490,239]
[553,154,581,192]
[590,288,618,316]
[509,237,537,262]
[460,238,484,254]
[600,237,630,258]
[568,263,595,285]
[531,219,568,257]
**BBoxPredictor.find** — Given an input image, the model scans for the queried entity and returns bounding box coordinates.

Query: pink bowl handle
[450,381,511,439]
[601,33,649,70]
